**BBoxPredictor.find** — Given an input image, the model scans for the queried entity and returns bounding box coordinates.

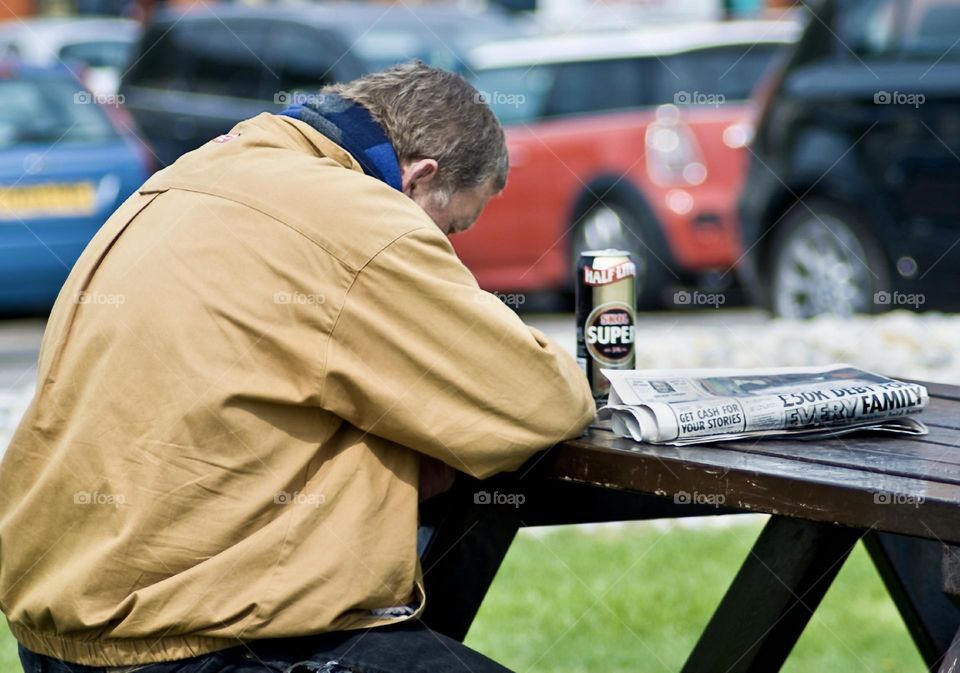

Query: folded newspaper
[599,364,928,446]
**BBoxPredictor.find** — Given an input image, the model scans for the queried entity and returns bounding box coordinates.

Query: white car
[0,17,140,96]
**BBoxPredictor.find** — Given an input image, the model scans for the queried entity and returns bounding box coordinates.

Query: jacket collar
[280,94,403,192]
[267,114,366,172]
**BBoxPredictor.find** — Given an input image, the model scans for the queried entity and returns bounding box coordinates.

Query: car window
[266,24,345,97]
[349,19,524,73]
[470,65,555,125]
[0,40,21,59]
[902,0,960,60]
[835,0,900,57]
[124,22,191,92]
[351,29,436,72]
[59,40,133,71]
[544,58,647,117]
[833,0,960,62]
[180,20,270,99]
[0,76,118,147]
[655,44,786,103]
[127,19,269,98]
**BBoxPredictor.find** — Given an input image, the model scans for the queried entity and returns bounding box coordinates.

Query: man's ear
[401,158,439,196]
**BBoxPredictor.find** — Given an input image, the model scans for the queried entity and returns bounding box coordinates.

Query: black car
[120,4,529,166]
[738,0,960,317]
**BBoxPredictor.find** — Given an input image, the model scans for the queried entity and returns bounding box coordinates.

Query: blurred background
[0,1,957,670]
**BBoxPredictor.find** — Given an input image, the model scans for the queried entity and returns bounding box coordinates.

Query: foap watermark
[274,291,325,306]
[874,291,924,309]
[874,491,924,508]
[474,290,526,309]
[76,291,125,307]
[674,490,726,506]
[874,91,925,108]
[474,490,525,508]
[274,490,325,507]
[274,91,328,106]
[474,90,526,109]
[74,91,125,108]
[673,290,725,308]
[74,490,125,507]
[674,91,725,108]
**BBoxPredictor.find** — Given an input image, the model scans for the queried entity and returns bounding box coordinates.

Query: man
[0,62,594,672]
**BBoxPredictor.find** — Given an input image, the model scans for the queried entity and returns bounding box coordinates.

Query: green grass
[465,519,925,673]
[1,616,16,672]
[0,518,925,673]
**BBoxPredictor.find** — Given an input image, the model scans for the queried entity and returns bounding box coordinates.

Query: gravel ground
[0,387,31,453]
[528,308,960,383]
[0,319,39,453]
[629,309,960,384]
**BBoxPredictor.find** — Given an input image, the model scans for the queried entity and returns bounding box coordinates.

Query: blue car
[0,62,149,313]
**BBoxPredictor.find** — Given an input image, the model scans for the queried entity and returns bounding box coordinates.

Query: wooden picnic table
[419,380,960,673]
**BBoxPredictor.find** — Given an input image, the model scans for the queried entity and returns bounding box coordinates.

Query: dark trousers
[18,620,515,673]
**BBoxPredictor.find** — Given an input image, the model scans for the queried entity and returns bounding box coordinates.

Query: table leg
[864,532,960,670]
[682,516,861,673]
[938,627,960,673]
[419,476,522,641]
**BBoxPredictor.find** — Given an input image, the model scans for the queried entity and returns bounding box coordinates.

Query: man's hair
[323,61,508,197]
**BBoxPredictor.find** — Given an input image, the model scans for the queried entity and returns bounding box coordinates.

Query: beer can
[576,249,637,401]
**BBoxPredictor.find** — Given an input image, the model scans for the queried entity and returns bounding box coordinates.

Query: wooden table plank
[547,431,960,544]
[569,426,960,493]
[589,423,960,487]
[908,396,960,437]
[687,435,960,487]
[912,381,960,403]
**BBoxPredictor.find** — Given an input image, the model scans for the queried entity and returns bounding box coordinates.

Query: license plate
[0,181,97,219]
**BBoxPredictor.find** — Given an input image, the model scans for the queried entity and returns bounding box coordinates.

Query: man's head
[323,61,508,236]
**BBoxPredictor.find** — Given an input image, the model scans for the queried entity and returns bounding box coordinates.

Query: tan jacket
[0,113,595,666]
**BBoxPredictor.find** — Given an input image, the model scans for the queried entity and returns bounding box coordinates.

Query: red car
[459,21,799,307]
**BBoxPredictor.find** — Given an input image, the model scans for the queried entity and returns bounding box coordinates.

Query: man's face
[401,159,498,236]
[418,183,497,236]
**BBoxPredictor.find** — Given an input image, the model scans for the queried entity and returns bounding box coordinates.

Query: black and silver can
[576,249,637,401]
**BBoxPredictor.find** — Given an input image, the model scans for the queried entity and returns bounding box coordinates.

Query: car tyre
[571,202,669,309]
[767,198,889,318]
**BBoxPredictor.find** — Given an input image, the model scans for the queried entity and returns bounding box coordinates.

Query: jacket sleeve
[322,225,596,479]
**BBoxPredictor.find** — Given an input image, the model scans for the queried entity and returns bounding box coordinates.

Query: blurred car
[0,61,150,313]
[120,3,531,167]
[459,20,798,307]
[738,0,960,317]
[0,17,140,96]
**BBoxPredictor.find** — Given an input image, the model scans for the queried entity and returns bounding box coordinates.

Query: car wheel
[768,199,888,318]
[571,202,667,309]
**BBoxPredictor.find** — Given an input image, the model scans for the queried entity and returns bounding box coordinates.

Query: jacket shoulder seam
[152,183,427,273]
[316,227,432,411]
